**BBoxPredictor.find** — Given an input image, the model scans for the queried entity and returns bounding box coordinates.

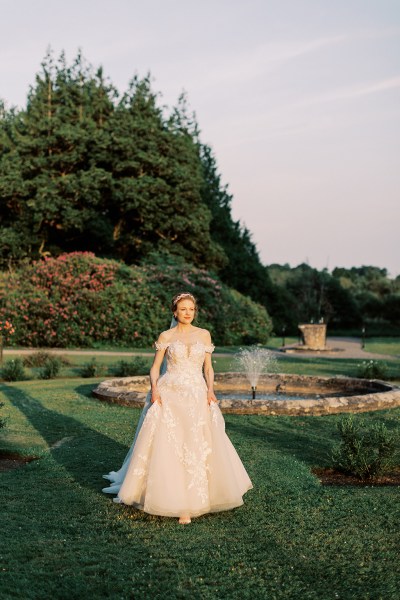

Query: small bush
[0,401,6,429]
[79,359,107,378]
[23,352,71,367]
[38,357,62,379]
[357,359,387,380]
[112,357,149,377]
[331,415,399,480]
[1,358,27,382]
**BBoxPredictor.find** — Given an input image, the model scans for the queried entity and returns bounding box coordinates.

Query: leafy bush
[23,351,71,367]
[79,359,107,378]
[331,415,399,480]
[0,252,272,347]
[0,401,6,430]
[112,358,149,377]
[357,360,388,380]
[1,358,27,381]
[37,357,62,379]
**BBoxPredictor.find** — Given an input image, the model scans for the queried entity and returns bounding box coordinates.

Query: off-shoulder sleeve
[204,344,215,353]
[154,341,170,351]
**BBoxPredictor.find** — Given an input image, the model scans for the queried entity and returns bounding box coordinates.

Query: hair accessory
[174,293,195,303]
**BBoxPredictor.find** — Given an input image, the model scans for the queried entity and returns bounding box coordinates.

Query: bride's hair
[171,292,197,316]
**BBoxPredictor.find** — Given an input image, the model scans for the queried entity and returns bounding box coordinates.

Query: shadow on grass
[0,383,130,494]
[75,382,102,397]
[225,415,335,467]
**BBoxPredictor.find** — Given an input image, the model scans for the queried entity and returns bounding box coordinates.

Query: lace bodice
[155,339,213,367]
[155,339,214,381]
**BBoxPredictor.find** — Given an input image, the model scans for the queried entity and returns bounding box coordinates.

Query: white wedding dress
[102,340,252,518]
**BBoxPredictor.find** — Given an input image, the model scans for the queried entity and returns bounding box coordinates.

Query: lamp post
[361,326,366,349]
[281,325,286,348]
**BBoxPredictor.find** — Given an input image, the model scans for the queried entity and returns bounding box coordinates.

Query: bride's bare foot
[178,516,191,525]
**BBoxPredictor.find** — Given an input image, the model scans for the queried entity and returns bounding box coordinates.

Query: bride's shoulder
[157,329,174,343]
[154,329,174,350]
[193,327,212,344]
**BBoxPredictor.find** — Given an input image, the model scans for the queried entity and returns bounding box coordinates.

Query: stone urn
[298,323,327,350]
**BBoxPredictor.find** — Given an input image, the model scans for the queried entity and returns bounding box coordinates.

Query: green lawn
[364,337,400,357]
[1,375,399,599]
[215,353,400,379]
[4,344,400,382]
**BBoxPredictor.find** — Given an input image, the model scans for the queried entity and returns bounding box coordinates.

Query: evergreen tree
[198,143,275,305]
[110,77,225,268]
[0,54,226,270]
[0,50,117,263]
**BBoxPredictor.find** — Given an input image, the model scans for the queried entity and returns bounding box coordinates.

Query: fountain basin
[92,373,400,416]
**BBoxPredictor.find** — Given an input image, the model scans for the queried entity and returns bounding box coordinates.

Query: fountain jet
[235,347,278,400]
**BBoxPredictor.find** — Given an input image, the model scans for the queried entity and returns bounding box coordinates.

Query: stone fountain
[93,372,400,416]
[92,347,400,416]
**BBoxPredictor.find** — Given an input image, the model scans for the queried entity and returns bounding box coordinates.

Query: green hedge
[0,252,272,347]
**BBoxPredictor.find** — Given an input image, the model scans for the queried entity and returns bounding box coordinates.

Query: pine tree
[109,77,224,268]
[0,50,117,262]
[198,143,275,305]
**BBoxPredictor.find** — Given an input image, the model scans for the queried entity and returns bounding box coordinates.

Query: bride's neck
[175,323,193,333]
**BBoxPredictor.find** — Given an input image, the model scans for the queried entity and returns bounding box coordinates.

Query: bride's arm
[149,334,168,405]
[149,352,164,405]
[203,331,217,404]
[203,353,217,405]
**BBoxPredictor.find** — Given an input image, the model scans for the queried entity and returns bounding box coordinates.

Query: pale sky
[1,0,400,276]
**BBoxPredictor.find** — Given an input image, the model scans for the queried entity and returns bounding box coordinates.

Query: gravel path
[3,348,153,357]
[282,337,398,360]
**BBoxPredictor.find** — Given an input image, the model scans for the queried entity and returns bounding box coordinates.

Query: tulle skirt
[102,385,252,518]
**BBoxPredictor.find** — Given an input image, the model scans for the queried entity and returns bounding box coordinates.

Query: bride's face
[175,299,195,324]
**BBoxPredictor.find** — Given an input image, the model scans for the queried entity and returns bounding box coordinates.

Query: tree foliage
[0,51,224,270]
[267,263,400,334]
[1,50,398,338]
[198,143,275,306]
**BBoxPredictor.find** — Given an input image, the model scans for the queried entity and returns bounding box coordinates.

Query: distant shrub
[0,401,6,430]
[1,358,27,381]
[357,360,388,380]
[79,359,107,378]
[112,357,149,377]
[331,415,399,480]
[23,351,71,368]
[38,357,62,379]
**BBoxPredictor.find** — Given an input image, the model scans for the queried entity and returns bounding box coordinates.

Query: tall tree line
[0,51,255,277]
[1,51,399,335]
[267,263,400,334]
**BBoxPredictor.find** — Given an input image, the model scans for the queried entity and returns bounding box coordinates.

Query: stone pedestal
[298,323,327,350]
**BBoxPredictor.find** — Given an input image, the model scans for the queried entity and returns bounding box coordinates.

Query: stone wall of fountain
[92,346,400,416]
[92,372,400,416]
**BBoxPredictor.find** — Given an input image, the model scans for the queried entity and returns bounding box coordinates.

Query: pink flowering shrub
[0,252,272,347]
[0,319,15,341]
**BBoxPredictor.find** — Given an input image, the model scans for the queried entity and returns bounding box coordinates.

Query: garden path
[282,337,398,360]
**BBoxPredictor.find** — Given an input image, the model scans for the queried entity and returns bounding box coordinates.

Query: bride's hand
[151,390,162,405]
[207,391,218,405]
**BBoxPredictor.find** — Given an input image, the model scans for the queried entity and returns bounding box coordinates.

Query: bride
[102,292,252,524]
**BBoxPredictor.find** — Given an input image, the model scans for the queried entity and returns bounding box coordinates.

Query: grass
[364,337,400,357]
[4,343,400,382]
[1,353,154,380]
[213,354,400,381]
[1,371,400,599]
